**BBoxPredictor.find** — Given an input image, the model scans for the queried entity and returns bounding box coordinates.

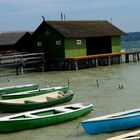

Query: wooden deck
[0,51,140,73]
[64,51,140,70]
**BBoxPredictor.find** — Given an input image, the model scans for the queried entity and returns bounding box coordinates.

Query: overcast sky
[0,0,140,32]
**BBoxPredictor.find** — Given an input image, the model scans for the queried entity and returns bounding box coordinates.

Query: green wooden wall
[64,36,121,58]
[111,36,121,53]
[34,22,65,59]
[64,38,86,58]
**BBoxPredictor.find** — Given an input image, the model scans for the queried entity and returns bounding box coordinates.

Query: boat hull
[0,84,39,94]
[0,104,93,133]
[107,130,140,140]
[0,93,74,113]
[81,114,140,135]
[1,86,69,100]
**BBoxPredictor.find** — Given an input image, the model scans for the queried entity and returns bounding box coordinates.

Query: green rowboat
[1,86,69,100]
[0,90,74,113]
[0,103,93,133]
[0,84,39,94]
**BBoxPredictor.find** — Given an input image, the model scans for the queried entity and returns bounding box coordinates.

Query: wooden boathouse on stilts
[0,20,139,73]
[33,20,126,70]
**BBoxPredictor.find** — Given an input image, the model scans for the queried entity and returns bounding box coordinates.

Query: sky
[0,0,140,33]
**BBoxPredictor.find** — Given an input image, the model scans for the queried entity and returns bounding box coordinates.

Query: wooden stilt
[16,65,19,75]
[95,58,98,67]
[108,56,111,66]
[41,64,45,72]
[68,60,71,70]
[133,54,137,62]
[75,60,78,70]
[137,53,140,61]
[125,54,129,63]
[120,55,122,64]
[20,66,24,75]
[105,57,108,65]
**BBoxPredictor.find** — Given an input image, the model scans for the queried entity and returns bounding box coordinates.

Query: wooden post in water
[133,54,137,62]
[95,58,98,67]
[125,54,129,63]
[41,53,45,71]
[41,64,45,72]
[68,60,71,70]
[108,56,111,66]
[137,53,140,61]
[119,55,122,64]
[16,65,19,75]
[20,66,24,75]
[96,79,99,87]
[75,60,78,70]
[20,56,24,75]
[67,77,70,86]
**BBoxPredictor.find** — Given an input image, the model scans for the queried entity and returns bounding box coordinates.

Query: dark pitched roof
[46,20,125,37]
[0,32,30,45]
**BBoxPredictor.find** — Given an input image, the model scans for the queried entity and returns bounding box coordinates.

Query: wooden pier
[0,53,45,75]
[64,51,140,70]
[0,51,140,74]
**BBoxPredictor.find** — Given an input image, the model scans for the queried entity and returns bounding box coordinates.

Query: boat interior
[8,105,81,120]
[109,111,140,119]
[0,91,68,104]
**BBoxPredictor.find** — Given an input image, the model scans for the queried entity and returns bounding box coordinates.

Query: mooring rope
[66,123,80,137]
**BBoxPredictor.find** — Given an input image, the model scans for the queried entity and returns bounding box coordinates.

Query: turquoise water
[0,62,140,139]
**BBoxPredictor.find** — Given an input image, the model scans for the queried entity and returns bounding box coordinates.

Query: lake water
[0,61,140,140]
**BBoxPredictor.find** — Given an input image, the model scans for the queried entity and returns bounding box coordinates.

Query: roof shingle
[0,32,29,45]
[46,20,125,37]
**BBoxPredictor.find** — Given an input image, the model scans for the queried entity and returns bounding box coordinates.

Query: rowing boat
[107,130,140,140]
[1,86,69,100]
[0,103,93,133]
[81,108,140,135]
[0,84,39,94]
[0,90,74,112]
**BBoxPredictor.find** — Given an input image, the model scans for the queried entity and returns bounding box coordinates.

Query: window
[37,42,42,47]
[76,40,82,45]
[56,40,61,46]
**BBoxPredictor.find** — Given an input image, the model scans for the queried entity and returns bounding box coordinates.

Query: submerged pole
[67,77,70,86]
[96,79,99,87]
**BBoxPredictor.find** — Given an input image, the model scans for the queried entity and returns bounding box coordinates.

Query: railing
[0,53,45,75]
[0,53,44,66]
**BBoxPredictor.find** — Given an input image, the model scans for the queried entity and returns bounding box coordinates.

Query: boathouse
[0,32,33,54]
[33,20,125,70]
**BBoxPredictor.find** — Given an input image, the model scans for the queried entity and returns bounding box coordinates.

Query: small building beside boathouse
[33,20,125,70]
[0,32,33,54]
